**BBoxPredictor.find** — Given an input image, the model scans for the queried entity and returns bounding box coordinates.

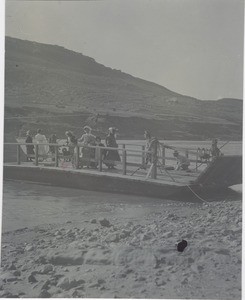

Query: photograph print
[1,0,243,299]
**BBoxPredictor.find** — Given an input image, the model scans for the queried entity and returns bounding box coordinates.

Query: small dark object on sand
[177,240,188,252]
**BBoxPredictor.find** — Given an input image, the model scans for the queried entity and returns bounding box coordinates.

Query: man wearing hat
[143,130,159,165]
[173,150,190,171]
[210,138,221,158]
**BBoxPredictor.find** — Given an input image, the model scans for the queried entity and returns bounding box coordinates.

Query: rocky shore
[1,197,242,299]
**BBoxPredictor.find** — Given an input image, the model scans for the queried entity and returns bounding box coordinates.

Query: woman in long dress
[35,129,48,157]
[104,127,121,169]
[78,126,96,168]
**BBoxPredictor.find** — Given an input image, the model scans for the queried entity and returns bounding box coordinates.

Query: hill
[4,37,242,140]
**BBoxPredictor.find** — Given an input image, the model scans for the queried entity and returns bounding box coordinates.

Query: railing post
[195,149,199,171]
[35,145,38,166]
[98,147,102,172]
[55,145,59,167]
[75,145,79,169]
[17,144,21,165]
[122,149,127,175]
[151,142,157,179]
[142,145,145,165]
[162,146,165,166]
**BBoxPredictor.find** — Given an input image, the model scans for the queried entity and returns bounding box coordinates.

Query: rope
[158,141,197,155]
[186,184,209,204]
[156,160,176,182]
[219,141,230,150]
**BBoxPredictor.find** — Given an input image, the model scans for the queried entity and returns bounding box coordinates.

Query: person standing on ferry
[35,129,48,158]
[78,126,96,167]
[25,130,34,161]
[104,127,121,169]
[48,134,57,153]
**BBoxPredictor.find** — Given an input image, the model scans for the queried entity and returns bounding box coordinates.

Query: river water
[2,140,242,233]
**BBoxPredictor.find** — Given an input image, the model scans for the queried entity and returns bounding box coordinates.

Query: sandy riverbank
[0,189,242,299]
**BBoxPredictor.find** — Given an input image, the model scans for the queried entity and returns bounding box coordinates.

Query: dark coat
[25,135,34,154]
[48,136,57,154]
[105,134,121,162]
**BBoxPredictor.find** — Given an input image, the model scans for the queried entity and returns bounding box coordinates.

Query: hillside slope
[4,37,242,140]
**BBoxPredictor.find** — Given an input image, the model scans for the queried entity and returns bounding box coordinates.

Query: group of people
[143,130,191,171]
[25,129,52,161]
[65,126,121,169]
[25,126,121,168]
[143,131,222,172]
[25,127,222,172]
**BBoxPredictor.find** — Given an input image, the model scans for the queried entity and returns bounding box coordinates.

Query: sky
[5,0,244,100]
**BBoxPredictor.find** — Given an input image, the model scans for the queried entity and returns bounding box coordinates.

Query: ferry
[3,139,242,201]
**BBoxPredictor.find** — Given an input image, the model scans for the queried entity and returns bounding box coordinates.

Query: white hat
[109,127,118,133]
[83,126,92,132]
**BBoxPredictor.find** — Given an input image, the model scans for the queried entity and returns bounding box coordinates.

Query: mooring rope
[186,184,209,204]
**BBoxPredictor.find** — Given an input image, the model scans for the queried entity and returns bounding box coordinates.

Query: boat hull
[4,165,189,200]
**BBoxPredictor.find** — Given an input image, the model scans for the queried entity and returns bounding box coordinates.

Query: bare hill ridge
[4,36,242,140]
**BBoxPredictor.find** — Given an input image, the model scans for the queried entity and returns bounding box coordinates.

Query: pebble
[28,274,38,283]
[98,279,106,285]
[140,232,154,241]
[41,280,50,290]
[121,229,131,237]
[162,231,172,238]
[65,229,74,236]
[8,263,17,271]
[54,230,62,236]
[39,289,51,298]
[6,276,19,283]
[137,276,146,281]
[0,291,19,298]
[25,244,34,252]
[41,264,54,274]
[105,233,120,243]
[88,236,98,242]
[13,270,21,277]
[72,290,84,298]
[215,249,230,255]
[99,218,111,227]
[188,257,194,264]
[134,227,143,235]
[197,265,204,272]
[57,277,70,290]
[155,278,167,286]
[57,277,84,290]
[124,221,133,228]
[21,264,29,271]
[181,278,188,284]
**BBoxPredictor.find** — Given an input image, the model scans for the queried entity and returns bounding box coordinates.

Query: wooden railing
[4,142,202,180]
